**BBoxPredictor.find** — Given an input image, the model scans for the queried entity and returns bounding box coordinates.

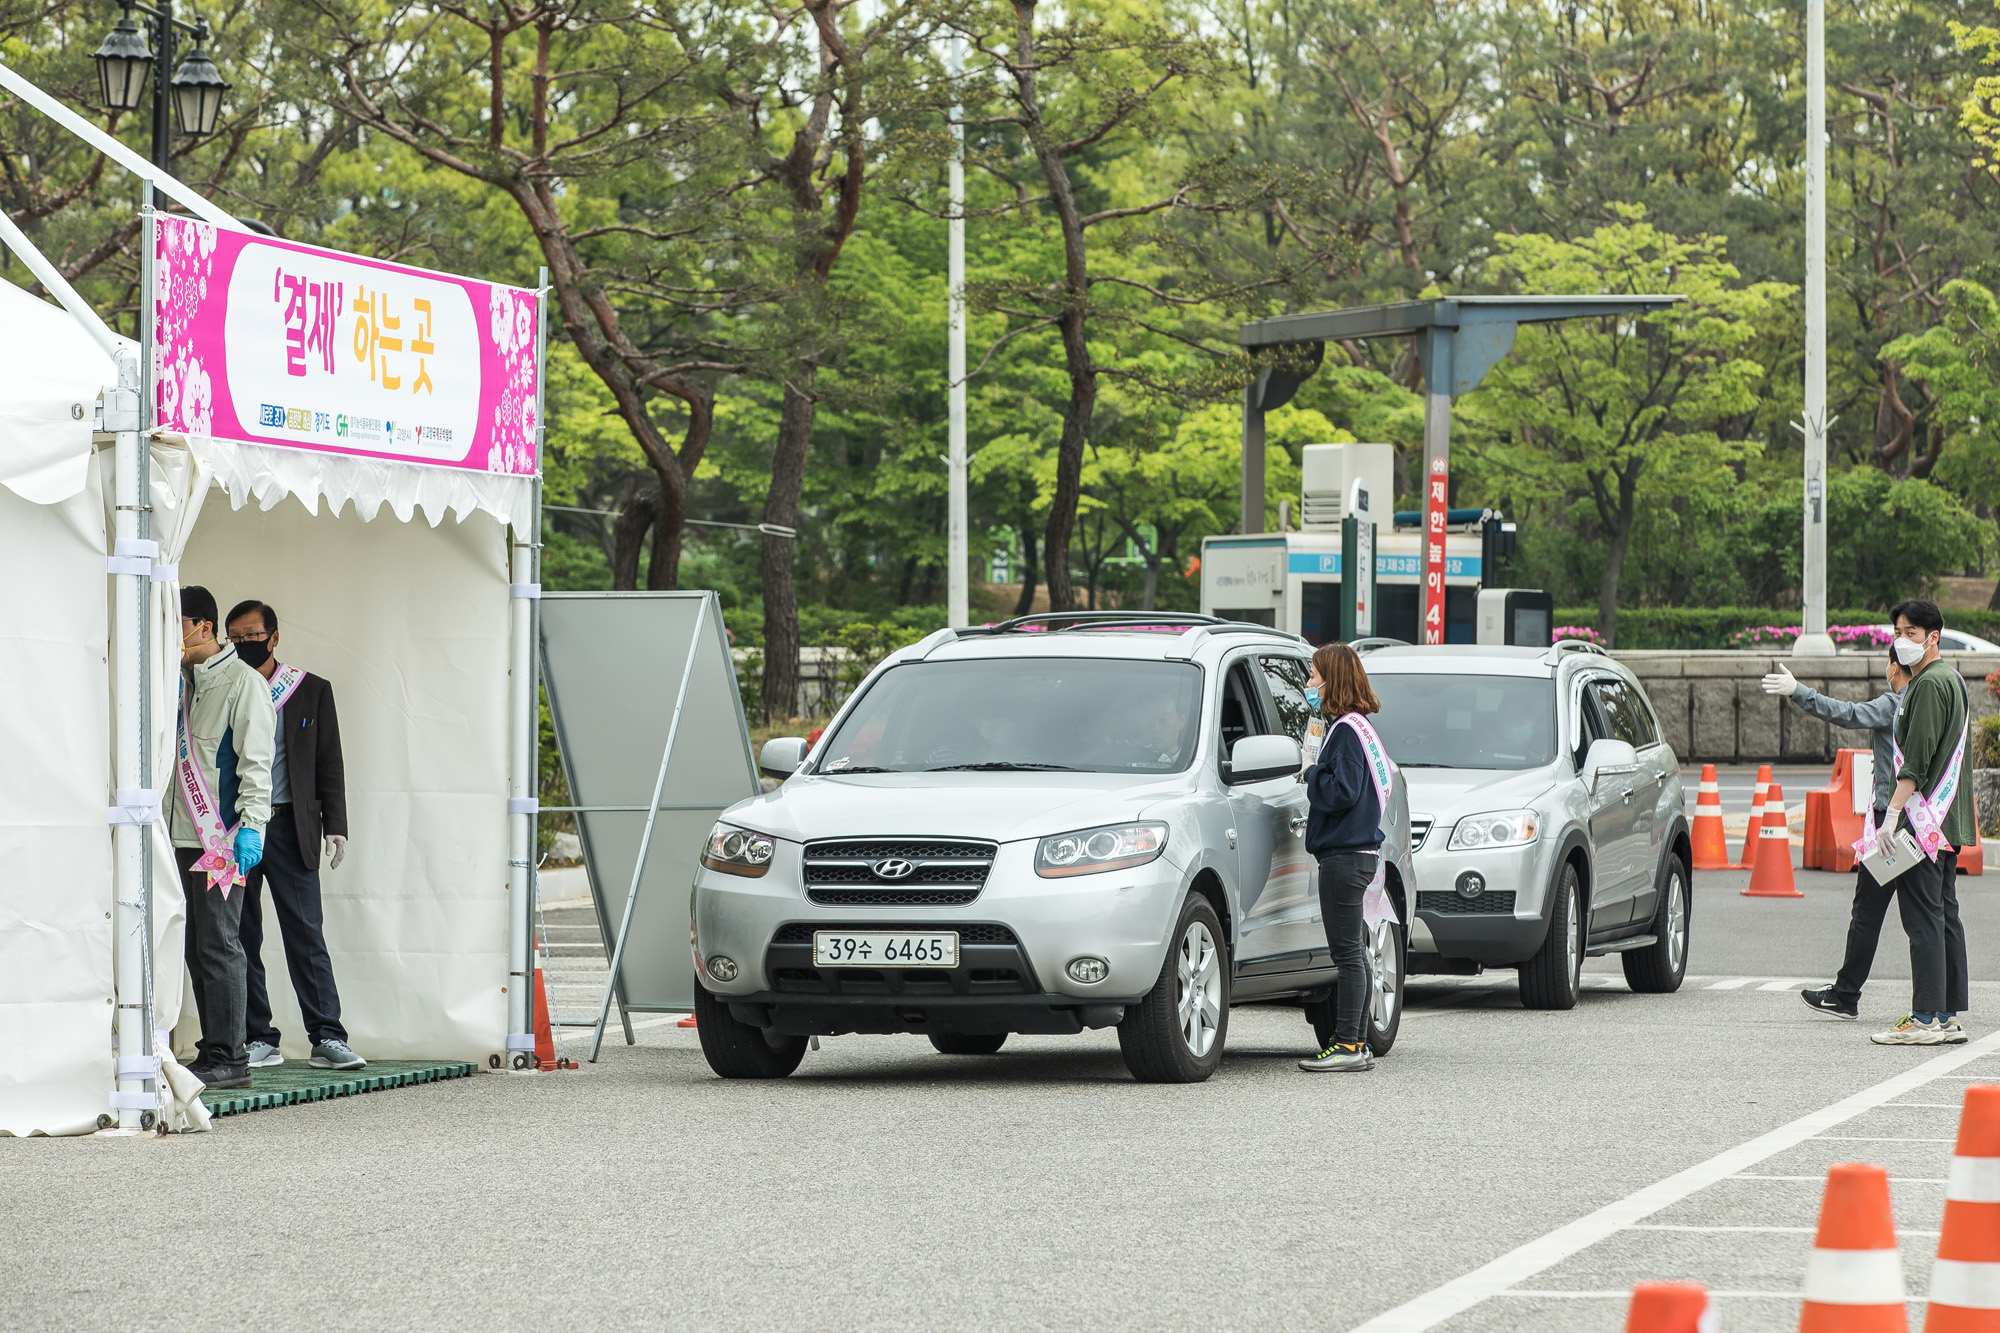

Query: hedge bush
[1553,606,2000,650]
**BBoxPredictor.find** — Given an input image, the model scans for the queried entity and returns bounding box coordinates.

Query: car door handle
[1290,813,1308,834]
[1621,788,1634,804]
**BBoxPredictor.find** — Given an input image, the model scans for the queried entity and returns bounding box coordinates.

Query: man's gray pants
[177,847,248,1069]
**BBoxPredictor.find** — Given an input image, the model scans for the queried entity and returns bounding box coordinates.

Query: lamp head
[92,7,154,112]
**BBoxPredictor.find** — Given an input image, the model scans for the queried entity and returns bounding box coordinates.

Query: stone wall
[1614,651,2000,764]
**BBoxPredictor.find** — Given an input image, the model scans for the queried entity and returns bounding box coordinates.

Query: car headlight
[1035,822,1168,878]
[701,825,775,877]
[1446,810,1540,851]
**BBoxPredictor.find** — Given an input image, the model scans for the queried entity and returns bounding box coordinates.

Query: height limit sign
[1423,456,1448,644]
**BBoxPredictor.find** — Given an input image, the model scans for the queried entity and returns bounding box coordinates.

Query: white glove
[1761,664,1798,696]
[326,834,347,870]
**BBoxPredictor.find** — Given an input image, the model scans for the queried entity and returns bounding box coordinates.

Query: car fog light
[707,955,739,982]
[1067,956,1109,984]
[1455,871,1486,900]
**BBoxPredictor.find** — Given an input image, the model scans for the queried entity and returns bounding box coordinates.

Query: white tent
[0,258,541,1135]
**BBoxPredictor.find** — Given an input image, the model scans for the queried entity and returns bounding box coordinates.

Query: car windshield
[1370,673,1557,770]
[816,657,1205,775]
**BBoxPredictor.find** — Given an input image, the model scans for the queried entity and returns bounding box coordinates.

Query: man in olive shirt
[1874,598,1975,1046]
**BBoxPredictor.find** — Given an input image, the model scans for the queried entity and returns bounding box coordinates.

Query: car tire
[1623,854,1690,994]
[929,1033,1007,1055]
[1305,917,1405,1056]
[693,983,808,1079]
[1518,860,1583,1011]
[1118,895,1230,1083]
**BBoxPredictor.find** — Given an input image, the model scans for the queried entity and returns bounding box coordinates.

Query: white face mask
[1893,634,1928,667]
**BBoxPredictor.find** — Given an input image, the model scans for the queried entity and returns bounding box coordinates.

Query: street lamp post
[92,1,229,176]
[1795,0,1835,657]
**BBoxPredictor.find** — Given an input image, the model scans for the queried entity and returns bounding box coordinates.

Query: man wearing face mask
[174,586,274,1090]
[1870,599,1975,1045]
[1761,652,1962,1027]
[222,601,365,1072]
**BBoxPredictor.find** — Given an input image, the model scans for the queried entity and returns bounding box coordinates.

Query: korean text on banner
[150,214,539,476]
[1422,456,1448,645]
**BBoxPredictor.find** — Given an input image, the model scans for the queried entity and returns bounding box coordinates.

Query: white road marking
[1815,1136,1957,1143]
[1707,977,1761,990]
[1757,979,1816,991]
[1347,1028,2000,1333]
[1628,1224,1814,1233]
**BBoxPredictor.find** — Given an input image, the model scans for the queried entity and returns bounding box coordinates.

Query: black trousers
[178,846,247,1069]
[1833,814,1967,1014]
[1317,851,1378,1046]
[240,805,348,1047]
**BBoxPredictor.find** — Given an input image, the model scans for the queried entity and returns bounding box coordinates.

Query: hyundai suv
[688,613,1416,1082]
[1361,641,1692,1007]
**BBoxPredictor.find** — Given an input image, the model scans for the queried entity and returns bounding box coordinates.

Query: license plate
[813,931,959,968]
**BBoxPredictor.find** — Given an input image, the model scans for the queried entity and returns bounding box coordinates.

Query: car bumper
[1408,837,1555,965]
[691,838,1185,1024]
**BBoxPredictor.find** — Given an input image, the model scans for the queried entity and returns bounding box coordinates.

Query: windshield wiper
[818,765,896,775]
[1396,762,1453,768]
[926,761,1079,772]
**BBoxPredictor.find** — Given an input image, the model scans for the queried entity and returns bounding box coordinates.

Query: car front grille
[1409,819,1435,853]
[802,838,997,907]
[772,922,1020,945]
[1418,890,1517,915]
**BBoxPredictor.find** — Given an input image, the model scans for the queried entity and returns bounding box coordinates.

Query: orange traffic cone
[1744,781,1803,898]
[532,957,559,1070]
[1801,1162,1908,1332]
[1924,1084,2000,1331]
[1737,764,1773,868]
[1692,764,1731,871]
[1626,1281,1715,1332]
[678,1014,699,1028]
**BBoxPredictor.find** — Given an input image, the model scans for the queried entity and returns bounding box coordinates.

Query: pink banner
[151,215,538,475]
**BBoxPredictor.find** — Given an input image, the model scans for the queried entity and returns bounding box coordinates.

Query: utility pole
[1795,0,1835,657]
[946,36,969,629]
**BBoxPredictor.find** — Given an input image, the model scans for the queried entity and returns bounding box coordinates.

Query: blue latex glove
[235,827,263,873]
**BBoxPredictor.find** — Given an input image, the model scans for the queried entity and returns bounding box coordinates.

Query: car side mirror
[1226,734,1302,784]
[1582,737,1638,788]
[759,737,809,779]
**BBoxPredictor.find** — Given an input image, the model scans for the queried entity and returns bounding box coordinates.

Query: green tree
[1887,280,2000,600]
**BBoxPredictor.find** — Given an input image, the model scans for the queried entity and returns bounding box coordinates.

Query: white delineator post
[1795,0,1835,658]
[946,35,969,630]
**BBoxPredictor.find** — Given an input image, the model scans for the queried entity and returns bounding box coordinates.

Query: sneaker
[1299,1041,1374,1073]
[1801,988,1859,1021]
[186,1063,252,1089]
[245,1040,283,1068]
[1940,1018,1969,1045]
[309,1039,366,1070]
[1871,1015,1947,1046]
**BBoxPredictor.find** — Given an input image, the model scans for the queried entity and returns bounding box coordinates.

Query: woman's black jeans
[1317,851,1379,1046]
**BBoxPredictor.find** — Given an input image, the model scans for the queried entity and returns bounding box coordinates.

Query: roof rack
[971,611,1228,635]
[1544,639,1609,664]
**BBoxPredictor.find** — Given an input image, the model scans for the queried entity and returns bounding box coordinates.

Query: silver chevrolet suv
[1362,641,1692,1007]
[688,613,1416,1083]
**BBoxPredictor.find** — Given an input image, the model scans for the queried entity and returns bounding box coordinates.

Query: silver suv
[1362,641,1692,1006]
[688,613,1416,1083]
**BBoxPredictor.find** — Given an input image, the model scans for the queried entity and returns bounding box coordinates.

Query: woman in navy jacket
[1299,641,1387,1073]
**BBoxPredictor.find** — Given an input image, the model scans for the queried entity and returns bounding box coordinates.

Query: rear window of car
[1369,672,1557,770]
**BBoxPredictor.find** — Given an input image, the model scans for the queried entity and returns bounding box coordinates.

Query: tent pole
[589,595,709,1062]
[525,266,549,1058]
[505,440,539,1057]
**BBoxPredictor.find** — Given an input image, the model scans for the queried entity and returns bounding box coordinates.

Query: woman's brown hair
[1311,642,1380,719]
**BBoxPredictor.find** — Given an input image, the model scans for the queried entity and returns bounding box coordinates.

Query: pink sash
[1333,713,1399,928]
[176,683,244,898]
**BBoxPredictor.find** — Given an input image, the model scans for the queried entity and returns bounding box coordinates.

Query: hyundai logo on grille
[871,859,916,880]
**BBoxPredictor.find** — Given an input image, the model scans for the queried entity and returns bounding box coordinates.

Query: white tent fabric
[0,278,117,506]
[184,434,532,531]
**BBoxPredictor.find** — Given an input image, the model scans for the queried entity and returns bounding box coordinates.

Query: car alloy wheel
[1177,919,1222,1059]
[1564,888,1581,990]
[1369,919,1399,1032]
[1667,873,1686,973]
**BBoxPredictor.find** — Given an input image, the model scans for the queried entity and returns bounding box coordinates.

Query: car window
[1570,679,1607,769]
[1258,654,1313,743]
[1217,661,1266,757]
[1589,678,1654,748]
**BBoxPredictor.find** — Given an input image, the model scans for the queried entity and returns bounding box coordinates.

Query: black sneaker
[1801,987,1858,1021]
[187,1063,252,1089]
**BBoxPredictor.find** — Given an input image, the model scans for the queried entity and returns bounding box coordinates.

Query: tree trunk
[647,482,682,591]
[1043,316,1095,612]
[1012,525,1039,617]
[1141,555,1159,611]
[610,478,657,591]
[760,377,815,722]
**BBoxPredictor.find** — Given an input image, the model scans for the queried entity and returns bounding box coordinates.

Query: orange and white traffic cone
[1626,1280,1716,1332]
[1800,1162,1907,1333]
[1738,763,1773,869]
[1692,764,1731,871]
[1744,781,1804,899]
[1924,1084,2000,1331]
[678,1014,699,1028]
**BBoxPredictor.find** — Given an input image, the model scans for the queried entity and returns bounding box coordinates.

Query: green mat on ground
[198,1059,477,1117]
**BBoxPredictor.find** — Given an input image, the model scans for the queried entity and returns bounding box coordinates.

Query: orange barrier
[1807,749,1871,873]
[1744,781,1803,898]
[1923,1085,2000,1331]
[1692,764,1731,870]
[1800,1162,1908,1333]
[1962,795,1986,877]
[1737,764,1773,869]
[1625,1281,1713,1332]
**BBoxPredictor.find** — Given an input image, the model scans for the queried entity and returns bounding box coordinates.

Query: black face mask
[235,639,272,669]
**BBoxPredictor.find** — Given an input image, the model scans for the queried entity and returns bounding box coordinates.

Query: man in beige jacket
[172,585,274,1089]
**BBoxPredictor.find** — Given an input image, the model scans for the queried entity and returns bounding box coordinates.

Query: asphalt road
[6,864,1995,1332]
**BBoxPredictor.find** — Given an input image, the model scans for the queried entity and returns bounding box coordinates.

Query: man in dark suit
[224,600,366,1071]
